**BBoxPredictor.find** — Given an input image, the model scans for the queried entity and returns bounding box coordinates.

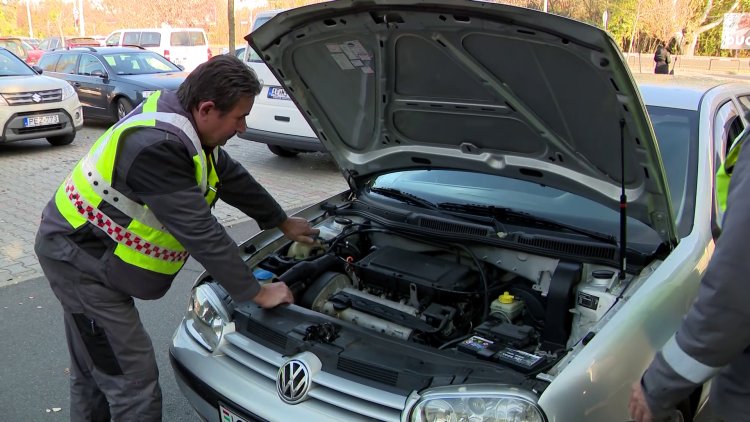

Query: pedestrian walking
[654,44,671,74]
[628,129,750,421]
[34,55,319,421]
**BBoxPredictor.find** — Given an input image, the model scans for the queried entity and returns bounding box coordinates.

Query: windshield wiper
[369,187,439,210]
[437,202,617,245]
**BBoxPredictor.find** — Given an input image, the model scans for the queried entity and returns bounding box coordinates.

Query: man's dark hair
[177,55,261,114]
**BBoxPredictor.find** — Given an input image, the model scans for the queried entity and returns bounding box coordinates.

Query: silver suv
[0,48,83,146]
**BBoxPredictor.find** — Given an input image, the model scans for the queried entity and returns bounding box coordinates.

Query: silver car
[170,1,750,421]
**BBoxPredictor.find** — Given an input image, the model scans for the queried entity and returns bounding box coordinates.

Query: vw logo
[31,93,42,103]
[276,359,311,404]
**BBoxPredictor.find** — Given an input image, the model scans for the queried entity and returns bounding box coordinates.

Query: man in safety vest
[34,55,319,420]
[629,131,750,421]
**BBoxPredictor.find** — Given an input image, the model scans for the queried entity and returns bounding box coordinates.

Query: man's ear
[196,100,216,117]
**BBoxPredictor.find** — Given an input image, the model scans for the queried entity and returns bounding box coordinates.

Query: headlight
[61,83,76,100]
[141,90,158,99]
[185,282,233,351]
[409,385,546,422]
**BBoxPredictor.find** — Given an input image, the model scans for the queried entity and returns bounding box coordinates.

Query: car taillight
[207,48,212,60]
[164,49,170,60]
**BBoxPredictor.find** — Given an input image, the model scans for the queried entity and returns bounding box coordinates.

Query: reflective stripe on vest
[716,139,745,213]
[53,92,220,274]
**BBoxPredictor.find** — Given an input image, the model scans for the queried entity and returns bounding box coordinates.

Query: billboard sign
[722,13,750,49]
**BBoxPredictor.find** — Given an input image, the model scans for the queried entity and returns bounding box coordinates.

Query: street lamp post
[26,0,34,38]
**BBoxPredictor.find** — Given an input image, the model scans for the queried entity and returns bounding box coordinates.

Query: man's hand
[629,382,654,422]
[252,281,294,308]
[279,216,319,244]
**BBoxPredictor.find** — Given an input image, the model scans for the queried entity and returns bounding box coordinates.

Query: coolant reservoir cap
[499,291,514,304]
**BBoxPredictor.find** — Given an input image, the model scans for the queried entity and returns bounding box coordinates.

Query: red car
[0,37,43,65]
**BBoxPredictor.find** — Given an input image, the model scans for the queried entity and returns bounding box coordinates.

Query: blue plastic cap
[253,269,274,281]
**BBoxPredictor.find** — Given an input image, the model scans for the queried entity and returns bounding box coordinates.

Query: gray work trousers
[36,233,162,421]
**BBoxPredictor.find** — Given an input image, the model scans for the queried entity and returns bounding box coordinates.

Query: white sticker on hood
[327,40,373,73]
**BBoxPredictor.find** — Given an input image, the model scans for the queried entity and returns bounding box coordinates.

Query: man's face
[194,96,254,148]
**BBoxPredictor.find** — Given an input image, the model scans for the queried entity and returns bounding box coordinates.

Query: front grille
[246,319,287,349]
[1,89,63,106]
[338,356,399,386]
[16,123,64,134]
[222,333,405,421]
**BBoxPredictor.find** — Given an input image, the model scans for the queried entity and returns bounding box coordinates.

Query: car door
[75,53,112,118]
[168,30,208,71]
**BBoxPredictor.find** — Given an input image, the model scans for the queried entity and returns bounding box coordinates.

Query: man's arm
[122,132,263,303]
[632,139,750,420]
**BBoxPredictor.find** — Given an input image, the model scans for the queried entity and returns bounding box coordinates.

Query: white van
[104,28,210,72]
[238,10,323,157]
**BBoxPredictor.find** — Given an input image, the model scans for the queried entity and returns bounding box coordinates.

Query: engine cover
[353,246,477,299]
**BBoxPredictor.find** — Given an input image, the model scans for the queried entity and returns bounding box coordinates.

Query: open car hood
[247,0,677,245]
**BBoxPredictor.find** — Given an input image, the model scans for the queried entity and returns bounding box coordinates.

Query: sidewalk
[624,52,750,76]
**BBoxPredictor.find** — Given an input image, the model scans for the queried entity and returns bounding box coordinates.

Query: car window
[102,51,180,74]
[140,32,161,47]
[78,54,106,76]
[714,101,743,160]
[105,32,120,47]
[38,54,60,71]
[55,53,79,73]
[169,31,206,46]
[0,49,35,76]
[647,106,699,238]
[0,40,26,59]
[123,32,140,46]
[39,39,50,50]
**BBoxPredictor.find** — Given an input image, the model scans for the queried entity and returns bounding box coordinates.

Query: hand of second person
[629,382,654,422]
[251,281,294,308]
[279,216,319,244]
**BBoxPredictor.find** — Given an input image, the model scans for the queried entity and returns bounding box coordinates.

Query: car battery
[493,347,547,373]
[457,335,498,360]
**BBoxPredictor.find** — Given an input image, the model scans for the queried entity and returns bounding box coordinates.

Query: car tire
[46,133,75,146]
[268,145,299,157]
[114,98,134,121]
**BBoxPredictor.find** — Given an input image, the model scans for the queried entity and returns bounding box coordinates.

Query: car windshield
[101,51,180,74]
[366,107,697,247]
[0,40,27,59]
[0,49,34,76]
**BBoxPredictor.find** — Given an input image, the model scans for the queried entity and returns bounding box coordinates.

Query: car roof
[110,28,206,32]
[635,74,743,111]
[48,46,150,54]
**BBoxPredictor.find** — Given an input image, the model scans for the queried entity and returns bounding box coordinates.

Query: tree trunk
[228,0,235,55]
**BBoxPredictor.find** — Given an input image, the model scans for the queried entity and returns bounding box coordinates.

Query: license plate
[267,86,290,100]
[23,114,60,127]
[219,404,260,422]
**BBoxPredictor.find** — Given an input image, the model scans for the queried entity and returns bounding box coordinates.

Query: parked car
[0,47,83,146]
[38,36,101,51]
[37,46,188,122]
[0,37,43,64]
[169,2,750,422]
[20,37,41,49]
[104,28,211,72]
[237,9,322,157]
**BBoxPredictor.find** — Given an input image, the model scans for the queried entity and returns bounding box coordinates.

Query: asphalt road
[0,122,346,420]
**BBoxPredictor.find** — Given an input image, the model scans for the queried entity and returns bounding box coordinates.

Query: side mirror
[32,65,43,74]
[91,69,108,79]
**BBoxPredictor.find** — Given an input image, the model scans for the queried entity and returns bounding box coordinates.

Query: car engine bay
[233,204,632,386]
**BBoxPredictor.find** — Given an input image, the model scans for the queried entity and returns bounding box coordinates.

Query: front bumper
[170,320,404,422]
[0,96,83,143]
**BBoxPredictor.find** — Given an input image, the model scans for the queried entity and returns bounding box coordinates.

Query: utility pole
[26,0,33,38]
[79,0,85,36]
[228,0,235,54]
[543,0,548,12]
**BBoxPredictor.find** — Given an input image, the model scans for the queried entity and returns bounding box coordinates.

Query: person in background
[654,44,671,74]
[34,55,318,421]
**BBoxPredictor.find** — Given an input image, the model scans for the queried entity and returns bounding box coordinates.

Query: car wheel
[46,133,75,146]
[114,98,133,121]
[268,145,299,157]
